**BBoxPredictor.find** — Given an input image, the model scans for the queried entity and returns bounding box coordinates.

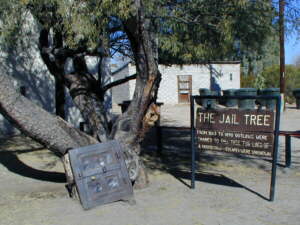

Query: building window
[230,73,233,81]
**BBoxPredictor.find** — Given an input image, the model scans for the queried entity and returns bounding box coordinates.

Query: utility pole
[279,0,285,111]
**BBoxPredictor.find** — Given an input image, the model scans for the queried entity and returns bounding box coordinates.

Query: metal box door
[69,140,133,209]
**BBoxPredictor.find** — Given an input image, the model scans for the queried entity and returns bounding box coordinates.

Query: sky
[285,33,300,64]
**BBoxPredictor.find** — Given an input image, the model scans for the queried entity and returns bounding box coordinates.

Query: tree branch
[103,74,137,92]
[0,74,98,155]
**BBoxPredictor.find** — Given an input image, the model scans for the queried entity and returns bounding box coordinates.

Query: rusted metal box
[69,140,133,210]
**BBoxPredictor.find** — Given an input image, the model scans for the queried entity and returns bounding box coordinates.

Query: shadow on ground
[141,126,289,201]
[0,136,66,183]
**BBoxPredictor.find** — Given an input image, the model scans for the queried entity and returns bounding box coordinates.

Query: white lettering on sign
[198,112,215,124]
[244,114,271,126]
[219,114,239,125]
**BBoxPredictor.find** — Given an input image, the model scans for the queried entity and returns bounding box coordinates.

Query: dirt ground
[1,104,300,225]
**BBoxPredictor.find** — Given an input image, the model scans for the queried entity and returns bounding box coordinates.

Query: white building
[112,62,240,105]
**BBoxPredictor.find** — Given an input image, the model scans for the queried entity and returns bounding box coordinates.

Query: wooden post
[279,0,285,111]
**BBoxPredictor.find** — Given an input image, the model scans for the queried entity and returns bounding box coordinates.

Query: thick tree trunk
[37,28,154,187]
[37,28,145,186]
[38,28,110,141]
[111,0,162,188]
[0,73,99,196]
[0,74,98,155]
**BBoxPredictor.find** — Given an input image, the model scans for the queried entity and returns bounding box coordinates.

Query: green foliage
[261,64,300,103]
[0,0,134,51]
[54,0,134,49]
[0,0,28,49]
[241,34,280,76]
[240,74,256,88]
[156,0,276,64]
[1,0,299,68]
[241,64,300,103]
[254,74,266,90]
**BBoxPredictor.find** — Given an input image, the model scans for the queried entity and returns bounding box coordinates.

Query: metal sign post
[190,95,281,201]
[190,95,196,189]
[270,96,282,201]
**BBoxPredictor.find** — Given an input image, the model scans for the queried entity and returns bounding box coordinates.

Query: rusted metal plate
[196,108,275,157]
[196,108,274,133]
[69,140,133,210]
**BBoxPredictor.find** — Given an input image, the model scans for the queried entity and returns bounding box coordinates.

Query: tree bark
[111,0,162,187]
[0,73,100,196]
[0,74,98,155]
[37,25,146,186]
[38,28,110,141]
[279,0,286,110]
[55,75,65,119]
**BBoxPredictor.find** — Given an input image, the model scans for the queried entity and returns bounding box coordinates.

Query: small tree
[261,64,300,103]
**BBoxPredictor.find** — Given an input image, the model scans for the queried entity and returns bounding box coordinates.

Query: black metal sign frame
[190,95,281,201]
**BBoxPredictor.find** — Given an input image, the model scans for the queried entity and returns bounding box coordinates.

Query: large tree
[0,0,289,190]
[1,0,162,188]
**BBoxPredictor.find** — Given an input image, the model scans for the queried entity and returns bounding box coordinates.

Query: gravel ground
[0,104,300,225]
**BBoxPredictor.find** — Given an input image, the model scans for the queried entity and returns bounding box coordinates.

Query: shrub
[261,65,300,103]
[241,74,256,88]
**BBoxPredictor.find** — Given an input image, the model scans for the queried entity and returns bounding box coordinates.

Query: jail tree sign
[190,95,281,201]
[196,109,275,157]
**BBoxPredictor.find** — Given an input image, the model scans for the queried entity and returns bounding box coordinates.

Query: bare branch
[103,74,137,92]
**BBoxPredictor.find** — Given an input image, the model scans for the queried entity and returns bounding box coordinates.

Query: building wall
[158,64,211,104]
[208,63,240,92]
[0,14,56,136]
[112,63,240,105]
[111,65,131,105]
[128,64,137,99]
